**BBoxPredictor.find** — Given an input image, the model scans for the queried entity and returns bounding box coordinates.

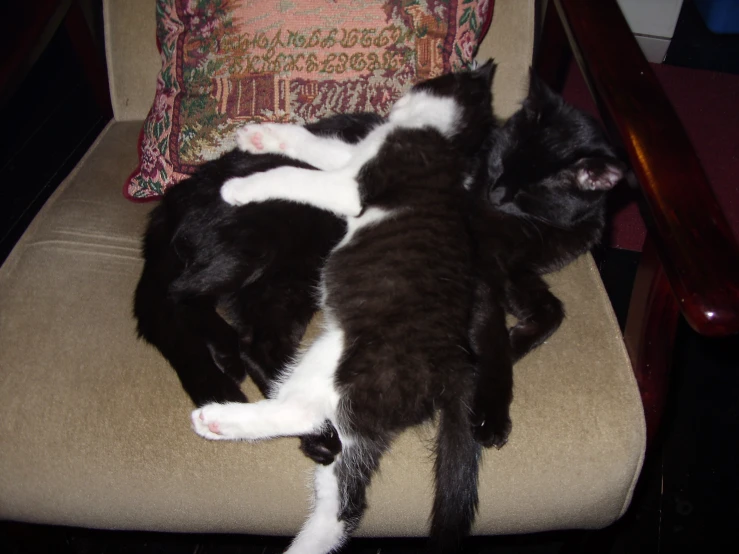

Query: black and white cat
[133,115,374,407]
[192,64,498,554]
[209,69,628,454]
[134,66,627,553]
[189,64,629,552]
[134,112,389,464]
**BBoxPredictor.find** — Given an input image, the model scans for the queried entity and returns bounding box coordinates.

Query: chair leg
[624,236,681,445]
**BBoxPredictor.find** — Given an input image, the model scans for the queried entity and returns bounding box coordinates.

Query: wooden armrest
[551,0,739,338]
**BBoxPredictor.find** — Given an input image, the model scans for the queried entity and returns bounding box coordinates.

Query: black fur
[134,67,627,551]
[135,153,343,402]
[291,66,496,551]
[134,115,380,456]
[467,70,628,448]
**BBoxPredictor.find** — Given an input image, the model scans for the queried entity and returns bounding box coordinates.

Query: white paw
[235,124,275,154]
[388,91,458,135]
[220,177,253,206]
[235,123,306,156]
[191,403,243,440]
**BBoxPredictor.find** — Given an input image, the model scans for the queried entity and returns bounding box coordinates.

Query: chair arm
[551,0,739,338]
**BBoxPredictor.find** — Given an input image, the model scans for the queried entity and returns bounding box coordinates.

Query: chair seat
[0,121,645,536]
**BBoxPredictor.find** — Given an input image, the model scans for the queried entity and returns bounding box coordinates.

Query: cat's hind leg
[285,463,347,554]
[286,436,386,554]
[191,399,327,440]
[192,325,345,441]
[300,424,342,465]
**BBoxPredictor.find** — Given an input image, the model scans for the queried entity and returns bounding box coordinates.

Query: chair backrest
[103,0,159,121]
[101,0,534,122]
[478,0,535,118]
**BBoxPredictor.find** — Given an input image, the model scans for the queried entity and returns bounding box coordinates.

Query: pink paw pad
[250,133,264,150]
[208,421,221,434]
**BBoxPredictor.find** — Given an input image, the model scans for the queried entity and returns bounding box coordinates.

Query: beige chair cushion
[0,121,644,536]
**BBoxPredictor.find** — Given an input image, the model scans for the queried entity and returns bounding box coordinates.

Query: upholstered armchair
[4,0,727,546]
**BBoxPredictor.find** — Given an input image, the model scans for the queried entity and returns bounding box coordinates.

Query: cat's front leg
[468,281,513,449]
[236,123,356,171]
[504,272,564,363]
[221,166,361,217]
[470,383,513,449]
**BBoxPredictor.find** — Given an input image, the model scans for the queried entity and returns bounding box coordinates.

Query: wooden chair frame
[535,0,739,443]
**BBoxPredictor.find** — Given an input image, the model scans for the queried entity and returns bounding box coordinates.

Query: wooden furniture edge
[542,0,739,339]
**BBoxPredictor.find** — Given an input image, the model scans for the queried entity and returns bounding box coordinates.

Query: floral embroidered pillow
[125,0,495,200]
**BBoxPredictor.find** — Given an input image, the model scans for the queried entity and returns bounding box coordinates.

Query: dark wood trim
[552,0,739,338]
[537,0,739,446]
[0,0,72,105]
[0,0,111,119]
[64,1,113,119]
[534,0,571,93]
[624,237,680,444]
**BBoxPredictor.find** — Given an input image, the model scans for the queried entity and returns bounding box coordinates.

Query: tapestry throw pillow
[125,0,495,200]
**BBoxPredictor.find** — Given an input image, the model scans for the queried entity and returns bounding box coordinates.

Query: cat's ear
[474,58,496,86]
[574,158,627,191]
[524,67,561,112]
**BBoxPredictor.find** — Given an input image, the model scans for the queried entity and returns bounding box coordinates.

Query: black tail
[431,397,482,552]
